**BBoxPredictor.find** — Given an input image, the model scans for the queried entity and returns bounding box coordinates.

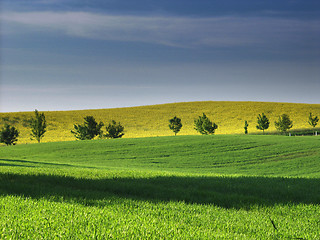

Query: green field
[1,135,320,239]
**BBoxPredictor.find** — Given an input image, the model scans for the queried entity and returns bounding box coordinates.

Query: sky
[1,0,320,112]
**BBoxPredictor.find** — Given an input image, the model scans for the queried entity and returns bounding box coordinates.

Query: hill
[1,135,320,177]
[1,101,320,144]
[1,135,320,239]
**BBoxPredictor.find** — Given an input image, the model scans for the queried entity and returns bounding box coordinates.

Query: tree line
[71,116,124,140]
[0,110,126,145]
[253,112,319,135]
[169,112,319,136]
[0,110,319,146]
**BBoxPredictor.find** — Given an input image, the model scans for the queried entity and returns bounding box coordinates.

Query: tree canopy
[256,113,269,134]
[105,120,125,139]
[275,114,293,133]
[244,120,249,134]
[71,116,103,140]
[308,112,319,128]
[194,113,218,135]
[0,124,19,145]
[169,116,182,136]
[30,109,47,143]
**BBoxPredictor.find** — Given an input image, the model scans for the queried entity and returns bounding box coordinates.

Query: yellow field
[1,101,320,144]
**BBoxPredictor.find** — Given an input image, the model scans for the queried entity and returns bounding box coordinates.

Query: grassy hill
[1,135,320,239]
[1,101,320,144]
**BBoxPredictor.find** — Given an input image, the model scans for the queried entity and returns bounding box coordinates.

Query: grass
[1,101,320,144]
[1,135,320,239]
[1,135,319,176]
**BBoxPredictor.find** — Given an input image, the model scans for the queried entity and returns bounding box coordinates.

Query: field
[1,101,320,144]
[1,135,320,239]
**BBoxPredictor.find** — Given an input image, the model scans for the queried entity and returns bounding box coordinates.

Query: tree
[71,116,103,140]
[244,120,249,134]
[169,116,182,136]
[105,120,125,139]
[194,113,218,135]
[30,109,47,143]
[275,114,293,133]
[308,113,319,135]
[256,113,269,134]
[0,124,19,145]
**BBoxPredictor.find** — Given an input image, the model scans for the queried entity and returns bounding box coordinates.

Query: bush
[194,113,218,135]
[105,120,125,139]
[0,124,19,145]
[71,116,103,140]
[244,120,249,134]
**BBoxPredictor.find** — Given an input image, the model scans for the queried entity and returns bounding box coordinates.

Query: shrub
[105,120,125,139]
[194,113,218,135]
[0,124,19,145]
[244,120,249,134]
[71,116,103,140]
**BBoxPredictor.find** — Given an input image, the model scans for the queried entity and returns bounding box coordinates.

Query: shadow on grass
[0,158,96,169]
[0,171,319,209]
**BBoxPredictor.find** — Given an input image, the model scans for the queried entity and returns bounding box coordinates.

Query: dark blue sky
[1,0,319,112]
[4,0,320,16]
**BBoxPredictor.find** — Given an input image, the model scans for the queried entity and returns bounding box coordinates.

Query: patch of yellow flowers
[1,101,319,144]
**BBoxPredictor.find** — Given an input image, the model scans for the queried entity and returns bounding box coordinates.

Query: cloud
[2,11,319,48]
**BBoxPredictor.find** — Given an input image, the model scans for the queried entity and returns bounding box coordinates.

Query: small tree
[30,109,47,143]
[275,114,293,133]
[194,113,218,135]
[308,113,319,135]
[0,124,19,145]
[105,120,125,139]
[256,113,269,134]
[169,116,182,136]
[244,120,249,134]
[71,116,103,140]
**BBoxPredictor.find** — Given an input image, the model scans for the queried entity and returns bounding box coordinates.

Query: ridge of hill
[1,101,320,144]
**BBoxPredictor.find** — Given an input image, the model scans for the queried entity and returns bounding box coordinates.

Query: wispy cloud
[2,11,319,48]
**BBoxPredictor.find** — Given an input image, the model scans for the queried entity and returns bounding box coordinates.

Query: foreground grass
[1,135,320,239]
[1,194,318,239]
[1,101,320,143]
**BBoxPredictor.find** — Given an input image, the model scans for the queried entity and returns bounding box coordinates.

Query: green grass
[1,135,320,239]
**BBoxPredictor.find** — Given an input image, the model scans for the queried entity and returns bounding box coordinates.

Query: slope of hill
[1,135,320,239]
[1,101,320,144]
